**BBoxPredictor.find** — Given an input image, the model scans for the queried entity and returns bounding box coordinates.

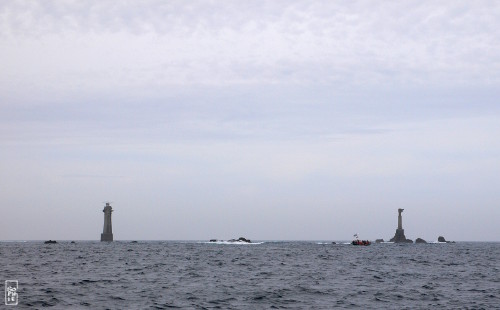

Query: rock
[70,241,76,244]
[437,236,455,243]
[212,237,252,243]
[331,242,337,244]
[405,239,414,243]
[130,241,138,243]
[415,238,427,244]
[226,237,251,243]
[44,240,57,244]
[375,239,384,243]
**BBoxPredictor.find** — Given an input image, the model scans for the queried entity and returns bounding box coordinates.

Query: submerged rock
[415,238,427,244]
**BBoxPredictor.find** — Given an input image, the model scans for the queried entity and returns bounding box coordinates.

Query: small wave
[202,241,264,245]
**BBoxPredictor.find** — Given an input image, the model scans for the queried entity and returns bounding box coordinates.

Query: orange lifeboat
[351,240,371,246]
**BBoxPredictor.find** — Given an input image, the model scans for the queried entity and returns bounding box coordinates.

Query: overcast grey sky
[1,1,499,241]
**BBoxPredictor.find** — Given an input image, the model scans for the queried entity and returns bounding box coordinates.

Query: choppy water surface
[1,241,499,309]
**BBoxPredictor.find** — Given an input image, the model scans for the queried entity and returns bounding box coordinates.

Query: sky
[1,1,499,241]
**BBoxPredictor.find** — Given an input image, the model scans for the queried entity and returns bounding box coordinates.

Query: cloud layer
[2,0,499,98]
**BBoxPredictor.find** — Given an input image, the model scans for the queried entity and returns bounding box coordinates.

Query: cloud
[1,0,499,101]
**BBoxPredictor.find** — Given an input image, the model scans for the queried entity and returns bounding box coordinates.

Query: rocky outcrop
[415,238,427,244]
[228,237,251,243]
[375,239,384,243]
[211,237,252,243]
[44,240,57,244]
[437,236,455,243]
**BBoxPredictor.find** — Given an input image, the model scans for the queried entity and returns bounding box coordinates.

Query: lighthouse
[100,203,114,241]
[390,208,412,243]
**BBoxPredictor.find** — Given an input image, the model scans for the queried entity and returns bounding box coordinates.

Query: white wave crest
[203,241,264,245]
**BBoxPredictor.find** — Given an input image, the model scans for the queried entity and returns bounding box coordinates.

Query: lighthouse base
[390,229,412,243]
[101,233,113,242]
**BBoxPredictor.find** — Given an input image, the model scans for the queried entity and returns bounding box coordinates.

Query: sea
[1,241,499,309]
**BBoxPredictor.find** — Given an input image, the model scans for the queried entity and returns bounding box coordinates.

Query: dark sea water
[1,241,499,309]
